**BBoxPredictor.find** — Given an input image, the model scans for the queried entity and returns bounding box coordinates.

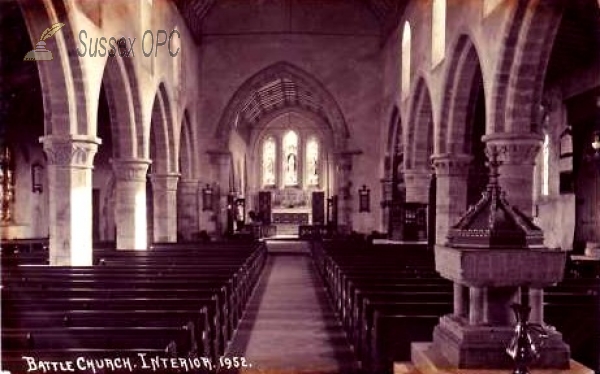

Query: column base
[428,315,570,369]
[406,342,591,374]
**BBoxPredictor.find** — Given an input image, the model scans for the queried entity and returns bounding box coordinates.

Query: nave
[227,242,358,373]
[4,237,599,374]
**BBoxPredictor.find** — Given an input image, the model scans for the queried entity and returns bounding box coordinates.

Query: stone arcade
[1,1,599,373]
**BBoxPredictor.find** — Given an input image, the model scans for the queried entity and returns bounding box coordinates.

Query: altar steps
[265,240,310,254]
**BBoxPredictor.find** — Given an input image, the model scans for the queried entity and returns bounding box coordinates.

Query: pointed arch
[149,83,177,174]
[179,109,195,179]
[100,58,141,159]
[385,106,403,180]
[490,0,565,134]
[215,61,349,150]
[438,34,486,155]
[262,136,277,187]
[406,78,434,171]
[18,0,88,136]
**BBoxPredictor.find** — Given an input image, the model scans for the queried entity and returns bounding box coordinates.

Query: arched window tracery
[262,136,276,187]
[283,130,299,186]
[260,130,321,189]
[306,138,319,186]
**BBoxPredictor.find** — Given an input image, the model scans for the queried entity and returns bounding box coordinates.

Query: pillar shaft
[432,154,472,245]
[112,159,151,250]
[453,283,467,318]
[151,173,180,243]
[380,177,393,233]
[41,135,99,266]
[208,151,231,236]
[469,287,486,325]
[336,153,354,229]
[177,179,199,241]
[529,288,544,324]
[483,133,543,216]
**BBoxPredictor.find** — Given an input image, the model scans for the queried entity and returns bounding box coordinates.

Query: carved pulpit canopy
[446,150,544,249]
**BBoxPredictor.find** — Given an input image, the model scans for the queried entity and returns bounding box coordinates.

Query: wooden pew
[2,241,267,370]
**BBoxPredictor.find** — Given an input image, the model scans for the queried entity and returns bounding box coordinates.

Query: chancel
[1,1,600,373]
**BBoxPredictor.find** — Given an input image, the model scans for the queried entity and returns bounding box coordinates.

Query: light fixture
[592,131,600,155]
[202,184,214,211]
[358,184,371,213]
[31,162,43,193]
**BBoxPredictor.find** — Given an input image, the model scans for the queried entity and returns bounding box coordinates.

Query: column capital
[111,158,151,182]
[482,133,543,165]
[40,135,101,168]
[150,173,180,191]
[431,153,472,176]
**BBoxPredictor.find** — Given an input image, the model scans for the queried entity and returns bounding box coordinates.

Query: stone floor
[226,245,359,374]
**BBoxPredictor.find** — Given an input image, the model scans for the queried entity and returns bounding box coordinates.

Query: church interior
[1,0,600,373]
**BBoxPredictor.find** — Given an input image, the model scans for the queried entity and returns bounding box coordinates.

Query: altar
[272,207,311,236]
[272,209,310,225]
[257,187,321,237]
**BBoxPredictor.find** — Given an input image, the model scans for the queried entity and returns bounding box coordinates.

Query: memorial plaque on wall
[258,191,272,224]
[312,191,325,225]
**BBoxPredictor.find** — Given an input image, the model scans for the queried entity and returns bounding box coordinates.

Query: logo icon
[23,22,65,61]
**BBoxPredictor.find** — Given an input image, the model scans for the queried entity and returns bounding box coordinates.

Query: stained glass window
[283,130,298,186]
[306,138,319,186]
[262,137,276,186]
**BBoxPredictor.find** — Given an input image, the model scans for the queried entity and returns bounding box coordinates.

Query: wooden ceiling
[174,0,407,43]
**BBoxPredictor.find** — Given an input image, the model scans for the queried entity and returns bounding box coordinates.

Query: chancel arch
[216,62,348,232]
[215,61,349,150]
[3,1,600,373]
[248,111,333,233]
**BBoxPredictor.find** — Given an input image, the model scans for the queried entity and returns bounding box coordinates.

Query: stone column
[432,154,472,245]
[112,159,151,250]
[453,283,467,318]
[483,133,543,216]
[177,179,199,241]
[469,286,486,325]
[529,288,544,324]
[380,177,393,234]
[40,135,100,266]
[336,152,354,230]
[151,173,180,243]
[404,169,431,204]
[208,150,231,236]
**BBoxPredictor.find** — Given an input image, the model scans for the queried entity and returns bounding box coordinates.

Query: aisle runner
[227,250,358,373]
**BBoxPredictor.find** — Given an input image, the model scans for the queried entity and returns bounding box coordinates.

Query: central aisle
[227,248,359,373]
